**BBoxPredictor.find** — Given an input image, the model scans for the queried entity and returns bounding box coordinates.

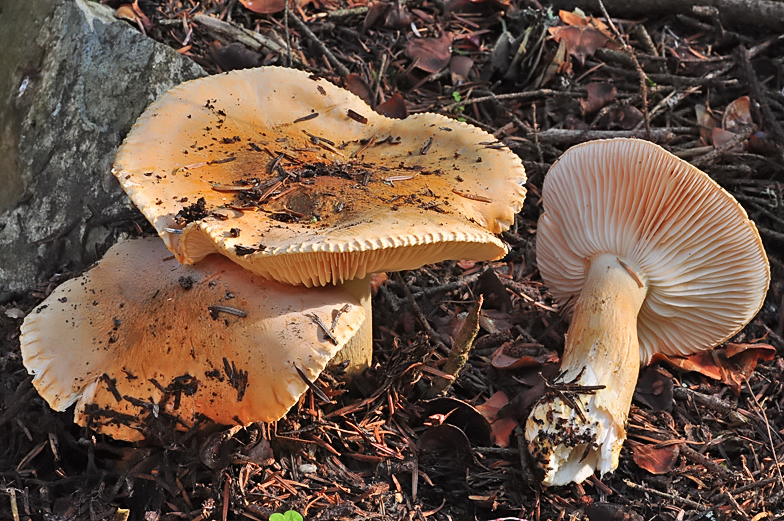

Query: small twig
[294,365,331,403]
[436,89,582,113]
[283,0,292,68]
[623,479,704,509]
[691,127,755,167]
[208,305,248,318]
[530,128,681,145]
[744,375,784,494]
[596,0,651,139]
[738,44,784,147]
[285,9,350,77]
[396,273,450,353]
[306,312,339,345]
[425,296,483,398]
[193,14,305,68]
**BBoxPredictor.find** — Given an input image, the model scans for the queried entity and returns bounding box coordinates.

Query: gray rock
[0,0,205,302]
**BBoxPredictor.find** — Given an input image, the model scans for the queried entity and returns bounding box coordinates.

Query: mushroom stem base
[526,253,647,486]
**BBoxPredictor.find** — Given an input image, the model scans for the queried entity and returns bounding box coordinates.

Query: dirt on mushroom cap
[19,238,365,442]
[113,66,527,286]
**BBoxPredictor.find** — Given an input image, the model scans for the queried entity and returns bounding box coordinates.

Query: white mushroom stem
[526,253,648,486]
[329,275,373,374]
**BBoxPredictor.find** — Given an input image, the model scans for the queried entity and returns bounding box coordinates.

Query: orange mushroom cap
[20,238,364,441]
[113,66,526,287]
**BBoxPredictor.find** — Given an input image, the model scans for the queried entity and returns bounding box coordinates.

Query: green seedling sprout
[270,511,304,521]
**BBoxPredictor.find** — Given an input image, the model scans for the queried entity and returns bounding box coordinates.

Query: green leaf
[452,91,462,102]
[270,511,304,521]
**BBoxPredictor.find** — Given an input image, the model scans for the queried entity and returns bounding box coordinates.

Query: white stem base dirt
[526,253,648,486]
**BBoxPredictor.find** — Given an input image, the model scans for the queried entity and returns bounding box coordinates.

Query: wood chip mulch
[2,0,784,520]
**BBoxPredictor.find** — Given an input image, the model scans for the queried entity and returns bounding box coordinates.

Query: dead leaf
[711,127,745,150]
[559,9,589,27]
[475,392,518,447]
[628,439,680,475]
[475,391,509,423]
[450,55,474,84]
[343,74,374,107]
[489,417,518,448]
[362,1,390,32]
[420,397,493,445]
[651,343,775,395]
[209,42,263,71]
[723,96,755,132]
[369,272,388,296]
[633,366,673,412]
[375,93,408,119]
[548,25,608,65]
[405,33,453,73]
[239,0,310,15]
[581,82,617,114]
[696,103,721,143]
[491,340,559,370]
[384,4,414,28]
[535,38,569,87]
[605,104,644,130]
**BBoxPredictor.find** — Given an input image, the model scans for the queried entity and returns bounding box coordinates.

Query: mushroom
[113,66,527,370]
[525,138,769,486]
[20,237,364,441]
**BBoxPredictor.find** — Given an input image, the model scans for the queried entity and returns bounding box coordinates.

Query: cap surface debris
[113,66,527,287]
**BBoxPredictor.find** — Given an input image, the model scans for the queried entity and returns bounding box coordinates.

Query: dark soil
[2,1,784,520]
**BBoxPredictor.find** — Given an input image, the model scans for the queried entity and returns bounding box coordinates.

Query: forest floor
[2,0,784,520]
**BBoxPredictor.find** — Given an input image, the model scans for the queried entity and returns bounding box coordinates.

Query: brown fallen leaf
[651,343,775,395]
[375,93,408,119]
[696,103,721,144]
[489,417,518,448]
[491,340,559,370]
[558,9,610,33]
[548,25,609,66]
[475,392,518,447]
[475,391,509,423]
[628,439,680,475]
[581,82,617,114]
[209,42,263,71]
[405,32,453,73]
[722,95,755,132]
[239,0,310,15]
[343,73,374,107]
[369,272,388,297]
[450,55,474,84]
[633,366,673,412]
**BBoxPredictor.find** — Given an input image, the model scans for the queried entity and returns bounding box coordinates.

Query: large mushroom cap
[537,138,770,364]
[113,66,526,286]
[20,238,364,442]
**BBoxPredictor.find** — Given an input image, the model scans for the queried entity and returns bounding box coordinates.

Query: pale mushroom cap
[537,138,769,364]
[20,237,364,441]
[113,66,526,286]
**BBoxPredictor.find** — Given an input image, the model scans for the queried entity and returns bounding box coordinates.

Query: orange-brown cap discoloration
[113,67,526,286]
[20,238,364,441]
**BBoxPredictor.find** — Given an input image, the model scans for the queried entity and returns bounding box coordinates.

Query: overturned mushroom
[20,238,364,441]
[526,138,769,486]
[113,66,527,369]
